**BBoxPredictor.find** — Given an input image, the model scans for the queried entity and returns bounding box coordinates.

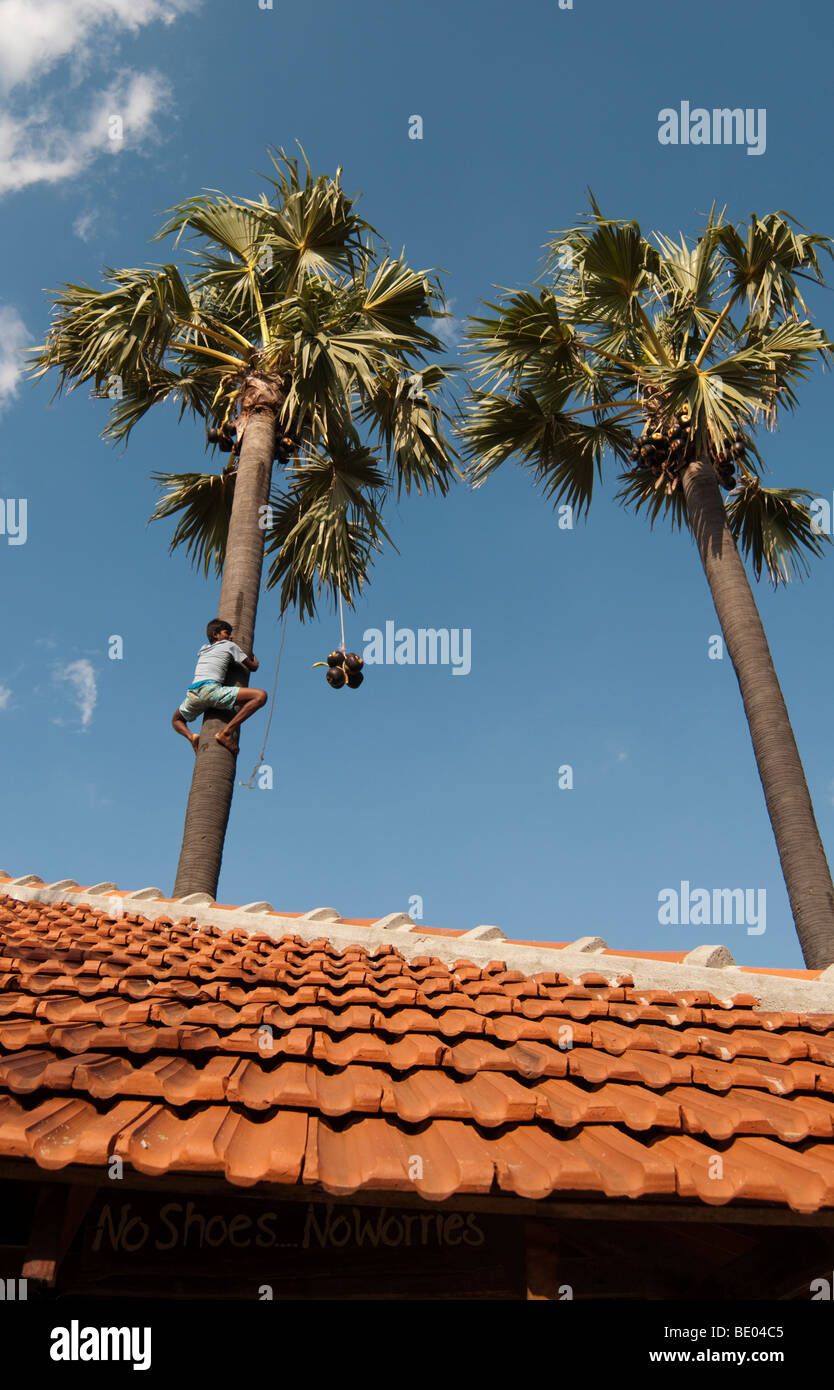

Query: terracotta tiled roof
[1,875,834,1213]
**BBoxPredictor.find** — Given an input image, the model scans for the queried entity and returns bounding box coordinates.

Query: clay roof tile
[1,886,833,1213]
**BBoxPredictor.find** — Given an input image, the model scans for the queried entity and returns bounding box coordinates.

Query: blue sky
[2,0,833,967]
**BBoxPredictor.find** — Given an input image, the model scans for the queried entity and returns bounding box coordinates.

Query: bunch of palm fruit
[207,422,237,452]
[273,433,296,463]
[628,411,749,493]
[319,650,364,690]
[707,429,748,490]
[207,420,297,462]
[628,414,691,494]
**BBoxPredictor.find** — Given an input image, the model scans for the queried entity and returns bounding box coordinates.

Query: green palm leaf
[263,436,393,619]
[461,195,831,585]
[29,149,457,621]
[150,463,237,577]
[725,477,829,585]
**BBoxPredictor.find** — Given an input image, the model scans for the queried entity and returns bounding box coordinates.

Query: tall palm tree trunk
[682,456,834,968]
[172,405,277,898]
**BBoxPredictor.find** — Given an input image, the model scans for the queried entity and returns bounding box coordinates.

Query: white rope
[238,612,289,789]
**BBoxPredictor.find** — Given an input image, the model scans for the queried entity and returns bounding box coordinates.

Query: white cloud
[0,0,195,92]
[435,297,461,352]
[54,659,97,727]
[0,305,30,411]
[73,207,100,241]
[0,684,12,710]
[0,69,168,195]
[0,0,194,196]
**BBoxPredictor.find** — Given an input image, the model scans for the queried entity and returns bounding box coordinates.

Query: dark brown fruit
[344,652,363,672]
[346,670,364,689]
[327,651,344,667]
[207,426,236,453]
[326,667,346,689]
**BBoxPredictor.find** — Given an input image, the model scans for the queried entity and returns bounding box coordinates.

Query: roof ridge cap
[2,876,832,1015]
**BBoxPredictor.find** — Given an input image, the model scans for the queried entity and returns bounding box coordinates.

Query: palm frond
[29,264,196,396]
[716,212,833,327]
[30,149,457,613]
[615,461,690,530]
[462,195,830,591]
[463,387,628,516]
[359,258,443,348]
[149,464,237,577]
[466,290,577,387]
[359,363,461,497]
[263,436,393,619]
[725,477,829,584]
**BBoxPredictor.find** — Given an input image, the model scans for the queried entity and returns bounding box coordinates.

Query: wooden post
[22,1184,97,1287]
[525,1219,564,1300]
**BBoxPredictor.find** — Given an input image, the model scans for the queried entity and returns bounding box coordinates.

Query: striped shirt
[191,639,248,686]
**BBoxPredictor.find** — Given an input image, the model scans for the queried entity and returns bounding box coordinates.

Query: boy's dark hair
[206,618,232,642]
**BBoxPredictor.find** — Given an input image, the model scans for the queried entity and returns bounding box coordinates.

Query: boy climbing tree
[32,150,457,899]
[173,618,266,754]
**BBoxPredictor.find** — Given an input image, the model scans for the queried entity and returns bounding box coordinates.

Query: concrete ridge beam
[0,879,832,1014]
[462,925,507,942]
[374,913,415,932]
[683,944,736,968]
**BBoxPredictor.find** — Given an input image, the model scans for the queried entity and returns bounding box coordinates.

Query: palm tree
[461,200,834,968]
[32,148,457,899]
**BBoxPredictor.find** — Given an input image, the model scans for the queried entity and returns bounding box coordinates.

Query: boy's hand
[243,654,259,672]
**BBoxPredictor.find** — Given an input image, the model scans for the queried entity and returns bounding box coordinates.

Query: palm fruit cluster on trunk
[207,423,237,452]
[707,429,749,490]
[207,420,297,461]
[273,433,295,463]
[628,410,749,494]
[324,650,364,690]
[628,415,690,495]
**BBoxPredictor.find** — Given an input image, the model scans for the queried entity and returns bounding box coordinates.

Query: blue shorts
[178,680,240,722]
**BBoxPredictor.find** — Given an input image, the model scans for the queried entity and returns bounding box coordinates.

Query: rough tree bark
[172,403,277,899]
[682,455,834,968]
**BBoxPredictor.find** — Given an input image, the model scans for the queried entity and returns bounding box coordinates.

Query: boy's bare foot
[215,728,239,753]
[189,733,200,754]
